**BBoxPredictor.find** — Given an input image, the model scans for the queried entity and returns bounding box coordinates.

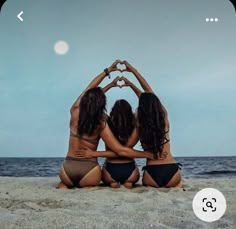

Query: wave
[198,170,236,175]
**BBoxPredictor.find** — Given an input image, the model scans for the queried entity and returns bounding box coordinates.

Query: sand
[0,177,235,229]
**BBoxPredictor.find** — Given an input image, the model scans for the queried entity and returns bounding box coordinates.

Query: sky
[0,0,235,157]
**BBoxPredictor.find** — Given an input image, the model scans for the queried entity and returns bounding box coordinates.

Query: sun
[54,41,69,55]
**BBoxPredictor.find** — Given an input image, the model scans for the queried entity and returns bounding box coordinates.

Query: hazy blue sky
[0,0,235,157]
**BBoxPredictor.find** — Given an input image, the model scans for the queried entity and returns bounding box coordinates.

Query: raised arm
[121,60,153,93]
[70,60,122,113]
[120,76,142,97]
[102,76,120,93]
[121,62,169,126]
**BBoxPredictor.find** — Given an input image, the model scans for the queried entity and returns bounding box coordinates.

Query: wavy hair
[107,99,135,145]
[78,87,106,136]
[137,93,168,159]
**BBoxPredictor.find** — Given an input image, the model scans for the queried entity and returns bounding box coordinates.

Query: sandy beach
[0,177,235,229]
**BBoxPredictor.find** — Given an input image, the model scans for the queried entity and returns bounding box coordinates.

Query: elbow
[164,109,168,117]
[70,106,75,113]
[70,106,78,114]
[161,105,168,116]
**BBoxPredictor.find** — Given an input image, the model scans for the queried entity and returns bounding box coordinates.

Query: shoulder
[70,108,79,129]
[103,113,109,121]
[133,111,139,128]
[99,113,109,131]
[161,104,168,117]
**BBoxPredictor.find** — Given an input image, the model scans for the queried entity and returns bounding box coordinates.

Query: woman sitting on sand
[121,61,182,188]
[58,60,153,189]
[78,60,182,188]
[101,99,140,188]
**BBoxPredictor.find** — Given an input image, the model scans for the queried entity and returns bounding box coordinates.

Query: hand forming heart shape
[110,76,123,88]
[116,63,127,72]
[108,60,135,88]
[109,60,130,73]
[111,76,131,88]
[116,79,125,87]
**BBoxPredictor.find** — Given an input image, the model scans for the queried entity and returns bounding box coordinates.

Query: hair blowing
[108,99,135,145]
[138,93,168,159]
[78,87,106,136]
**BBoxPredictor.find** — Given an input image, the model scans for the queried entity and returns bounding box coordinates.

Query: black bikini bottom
[104,161,137,184]
[63,157,98,187]
[142,163,182,187]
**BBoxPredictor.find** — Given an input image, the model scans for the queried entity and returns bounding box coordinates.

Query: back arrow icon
[17,11,23,21]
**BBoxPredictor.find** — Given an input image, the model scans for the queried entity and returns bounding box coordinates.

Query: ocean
[0,157,236,178]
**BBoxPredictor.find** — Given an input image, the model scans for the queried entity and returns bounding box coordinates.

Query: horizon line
[0,156,235,158]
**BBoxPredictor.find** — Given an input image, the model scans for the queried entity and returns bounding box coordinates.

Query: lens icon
[206,201,213,208]
[192,188,226,222]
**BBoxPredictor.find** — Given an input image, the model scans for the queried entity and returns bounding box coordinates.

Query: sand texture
[0,177,235,229]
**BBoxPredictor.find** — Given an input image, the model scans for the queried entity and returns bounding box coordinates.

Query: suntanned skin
[101,79,140,188]
[101,139,140,189]
[121,61,182,188]
[58,61,116,189]
[58,60,153,189]
[78,61,182,188]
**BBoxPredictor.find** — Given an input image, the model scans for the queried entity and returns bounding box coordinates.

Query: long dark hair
[137,93,168,159]
[78,87,106,136]
[108,99,135,145]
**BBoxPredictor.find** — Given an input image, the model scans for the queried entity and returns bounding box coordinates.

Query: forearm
[71,71,107,109]
[117,147,152,159]
[100,125,153,159]
[130,82,142,97]
[102,83,113,93]
[132,69,153,93]
[86,71,107,90]
[91,151,119,158]
[105,141,151,159]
